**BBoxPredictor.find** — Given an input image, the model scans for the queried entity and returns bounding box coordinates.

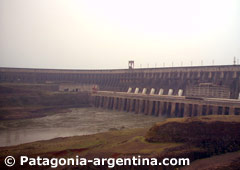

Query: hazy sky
[0,0,239,69]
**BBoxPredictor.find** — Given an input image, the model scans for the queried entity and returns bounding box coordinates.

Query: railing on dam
[91,91,240,117]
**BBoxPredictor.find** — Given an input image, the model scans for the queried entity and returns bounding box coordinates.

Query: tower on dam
[0,65,240,99]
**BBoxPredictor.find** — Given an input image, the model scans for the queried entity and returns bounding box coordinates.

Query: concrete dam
[1,65,240,117]
[91,90,240,117]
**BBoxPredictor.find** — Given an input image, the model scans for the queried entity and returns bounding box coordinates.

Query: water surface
[0,108,164,147]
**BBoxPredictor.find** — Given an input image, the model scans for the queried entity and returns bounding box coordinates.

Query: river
[0,108,164,147]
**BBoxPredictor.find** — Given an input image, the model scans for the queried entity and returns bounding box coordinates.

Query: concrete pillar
[208,72,211,79]
[158,89,164,95]
[98,96,104,108]
[107,97,112,109]
[117,98,120,110]
[97,96,101,107]
[150,88,155,95]
[202,105,207,115]
[93,96,96,107]
[148,100,154,115]
[205,105,209,115]
[177,72,180,78]
[99,96,103,108]
[197,105,203,116]
[220,72,224,79]
[157,102,161,116]
[179,103,185,117]
[108,97,112,109]
[113,97,117,110]
[103,97,109,109]
[126,99,131,112]
[94,96,98,107]
[110,97,114,109]
[229,107,235,115]
[226,72,231,80]
[206,105,212,115]
[193,104,198,116]
[106,97,110,109]
[233,71,237,78]
[154,101,159,116]
[144,100,149,115]
[135,99,139,114]
[129,99,134,112]
[127,87,132,93]
[180,72,184,80]
[102,96,105,108]
[212,105,218,115]
[164,102,168,116]
[170,102,176,117]
[120,98,125,111]
[158,102,164,116]
[166,102,171,117]
[174,103,179,117]
[125,98,128,111]
[122,98,127,111]
[184,104,190,117]
[168,89,173,95]
[189,104,193,117]
[138,100,144,113]
[134,88,139,94]
[98,96,103,108]
[142,88,147,94]
[117,98,121,111]
[217,106,223,115]
[197,71,201,78]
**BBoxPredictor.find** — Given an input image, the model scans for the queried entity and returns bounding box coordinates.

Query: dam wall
[91,91,240,117]
[0,65,240,99]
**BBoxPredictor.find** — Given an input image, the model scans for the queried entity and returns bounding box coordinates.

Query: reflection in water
[0,108,165,147]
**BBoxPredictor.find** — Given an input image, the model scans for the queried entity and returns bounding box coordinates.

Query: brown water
[0,108,165,147]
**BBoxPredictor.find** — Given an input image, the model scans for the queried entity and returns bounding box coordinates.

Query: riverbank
[0,108,162,147]
[0,115,240,169]
[0,83,90,120]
